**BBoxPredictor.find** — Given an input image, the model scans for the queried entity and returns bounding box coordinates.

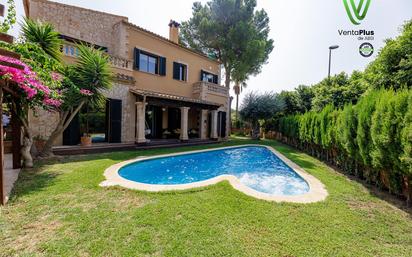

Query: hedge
[268,89,412,205]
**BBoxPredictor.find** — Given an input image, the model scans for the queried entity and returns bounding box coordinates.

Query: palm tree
[21,18,62,60]
[233,80,247,126]
[40,44,113,156]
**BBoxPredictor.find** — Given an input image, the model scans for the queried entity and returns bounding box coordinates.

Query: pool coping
[100,144,328,203]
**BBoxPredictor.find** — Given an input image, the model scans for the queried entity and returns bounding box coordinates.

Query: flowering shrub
[51,71,63,82]
[0,55,62,108]
[79,89,93,96]
[43,97,62,108]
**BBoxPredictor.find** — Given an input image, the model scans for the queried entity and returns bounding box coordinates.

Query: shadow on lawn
[8,143,230,202]
[8,153,130,203]
[9,167,60,202]
[8,138,412,217]
[265,140,412,215]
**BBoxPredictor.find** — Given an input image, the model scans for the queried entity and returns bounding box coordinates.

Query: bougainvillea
[0,55,62,108]
[79,89,93,96]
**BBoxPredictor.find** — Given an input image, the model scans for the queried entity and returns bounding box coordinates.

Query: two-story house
[23,0,230,148]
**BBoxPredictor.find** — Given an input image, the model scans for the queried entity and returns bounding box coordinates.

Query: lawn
[1,138,411,256]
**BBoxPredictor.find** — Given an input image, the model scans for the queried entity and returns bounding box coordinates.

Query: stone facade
[101,83,136,143]
[112,22,129,59]
[25,0,231,146]
[29,109,61,144]
[26,0,128,55]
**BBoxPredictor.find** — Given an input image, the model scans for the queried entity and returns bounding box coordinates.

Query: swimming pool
[119,146,308,196]
[101,145,328,203]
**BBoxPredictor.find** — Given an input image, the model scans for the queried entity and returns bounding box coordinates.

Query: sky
[11,0,412,107]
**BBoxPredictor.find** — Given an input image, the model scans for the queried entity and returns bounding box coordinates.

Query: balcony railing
[108,55,133,70]
[62,43,133,71]
[193,81,229,100]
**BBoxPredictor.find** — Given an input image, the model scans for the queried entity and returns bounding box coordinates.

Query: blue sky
[12,0,412,105]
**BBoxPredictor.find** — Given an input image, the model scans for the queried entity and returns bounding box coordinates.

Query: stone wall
[29,109,62,145]
[28,0,128,55]
[29,82,136,146]
[112,22,129,59]
[101,83,136,143]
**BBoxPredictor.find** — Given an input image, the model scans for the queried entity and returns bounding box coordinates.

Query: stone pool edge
[100,144,328,203]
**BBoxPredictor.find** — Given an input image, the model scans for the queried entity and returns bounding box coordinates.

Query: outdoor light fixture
[328,45,340,79]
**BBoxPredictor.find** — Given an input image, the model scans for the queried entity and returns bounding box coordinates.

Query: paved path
[4,154,21,203]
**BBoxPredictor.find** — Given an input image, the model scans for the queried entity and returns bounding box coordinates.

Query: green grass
[1,138,411,256]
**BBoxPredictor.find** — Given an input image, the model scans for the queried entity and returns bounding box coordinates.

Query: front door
[218,111,227,138]
[168,108,181,139]
[145,105,163,139]
[63,114,80,145]
[106,99,122,143]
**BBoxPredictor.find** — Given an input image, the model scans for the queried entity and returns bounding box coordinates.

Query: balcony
[108,55,133,71]
[62,43,133,71]
[193,81,229,101]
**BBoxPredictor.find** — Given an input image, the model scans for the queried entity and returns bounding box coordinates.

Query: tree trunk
[20,125,33,168]
[21,136,33,168]
[251,122,260,140]
[406,176,412,207]
[12,101,33,168]
[40,101,85,157]
[235,93,239,125]
[224,65,231,89]
[234,83,240,124]
[40,126,63,157]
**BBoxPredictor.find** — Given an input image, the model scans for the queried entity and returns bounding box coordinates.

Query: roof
[130,88,222,109]
[122,21,221,65]
[23,0,221,65]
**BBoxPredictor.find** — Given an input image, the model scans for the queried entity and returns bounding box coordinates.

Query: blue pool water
[119,146,309,196]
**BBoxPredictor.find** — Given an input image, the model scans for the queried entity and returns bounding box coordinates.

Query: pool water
[119,146,309,196]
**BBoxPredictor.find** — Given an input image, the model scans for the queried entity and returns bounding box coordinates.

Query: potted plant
[33,135,46,152]
[162,129,171,139]
[80,103,92,147]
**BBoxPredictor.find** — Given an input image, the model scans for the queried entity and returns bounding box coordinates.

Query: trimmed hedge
[268,89,412,205]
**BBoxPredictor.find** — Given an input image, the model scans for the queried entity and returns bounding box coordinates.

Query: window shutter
[173,62,180,80]
[200,70,205,81]
[133,48,140,70]
[159,57,166,76]
[213,74,218,84]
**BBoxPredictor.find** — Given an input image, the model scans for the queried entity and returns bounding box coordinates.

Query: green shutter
[200,70,205,81]
[133,48,140,70]
[159,57,166,76]
[173,62,180,80]
[213,74,218,84]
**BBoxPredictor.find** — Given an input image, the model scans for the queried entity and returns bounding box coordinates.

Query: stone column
[180,107,190,141]
[199,110,208,140]
[210,110,218,140]
[135,102,146,144]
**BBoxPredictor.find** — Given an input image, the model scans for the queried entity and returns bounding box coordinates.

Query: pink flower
[0,55,53,101]
[51,72,63,82]
[20,84,37,99]
[43,97,62,108]
[79,89,94,96]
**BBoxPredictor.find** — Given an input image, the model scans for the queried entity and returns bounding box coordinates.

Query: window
[63,45,79,57]
[201,70,218,84]
[139,52,158,74]
[134,48,166,76]
[173,62,187,81]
